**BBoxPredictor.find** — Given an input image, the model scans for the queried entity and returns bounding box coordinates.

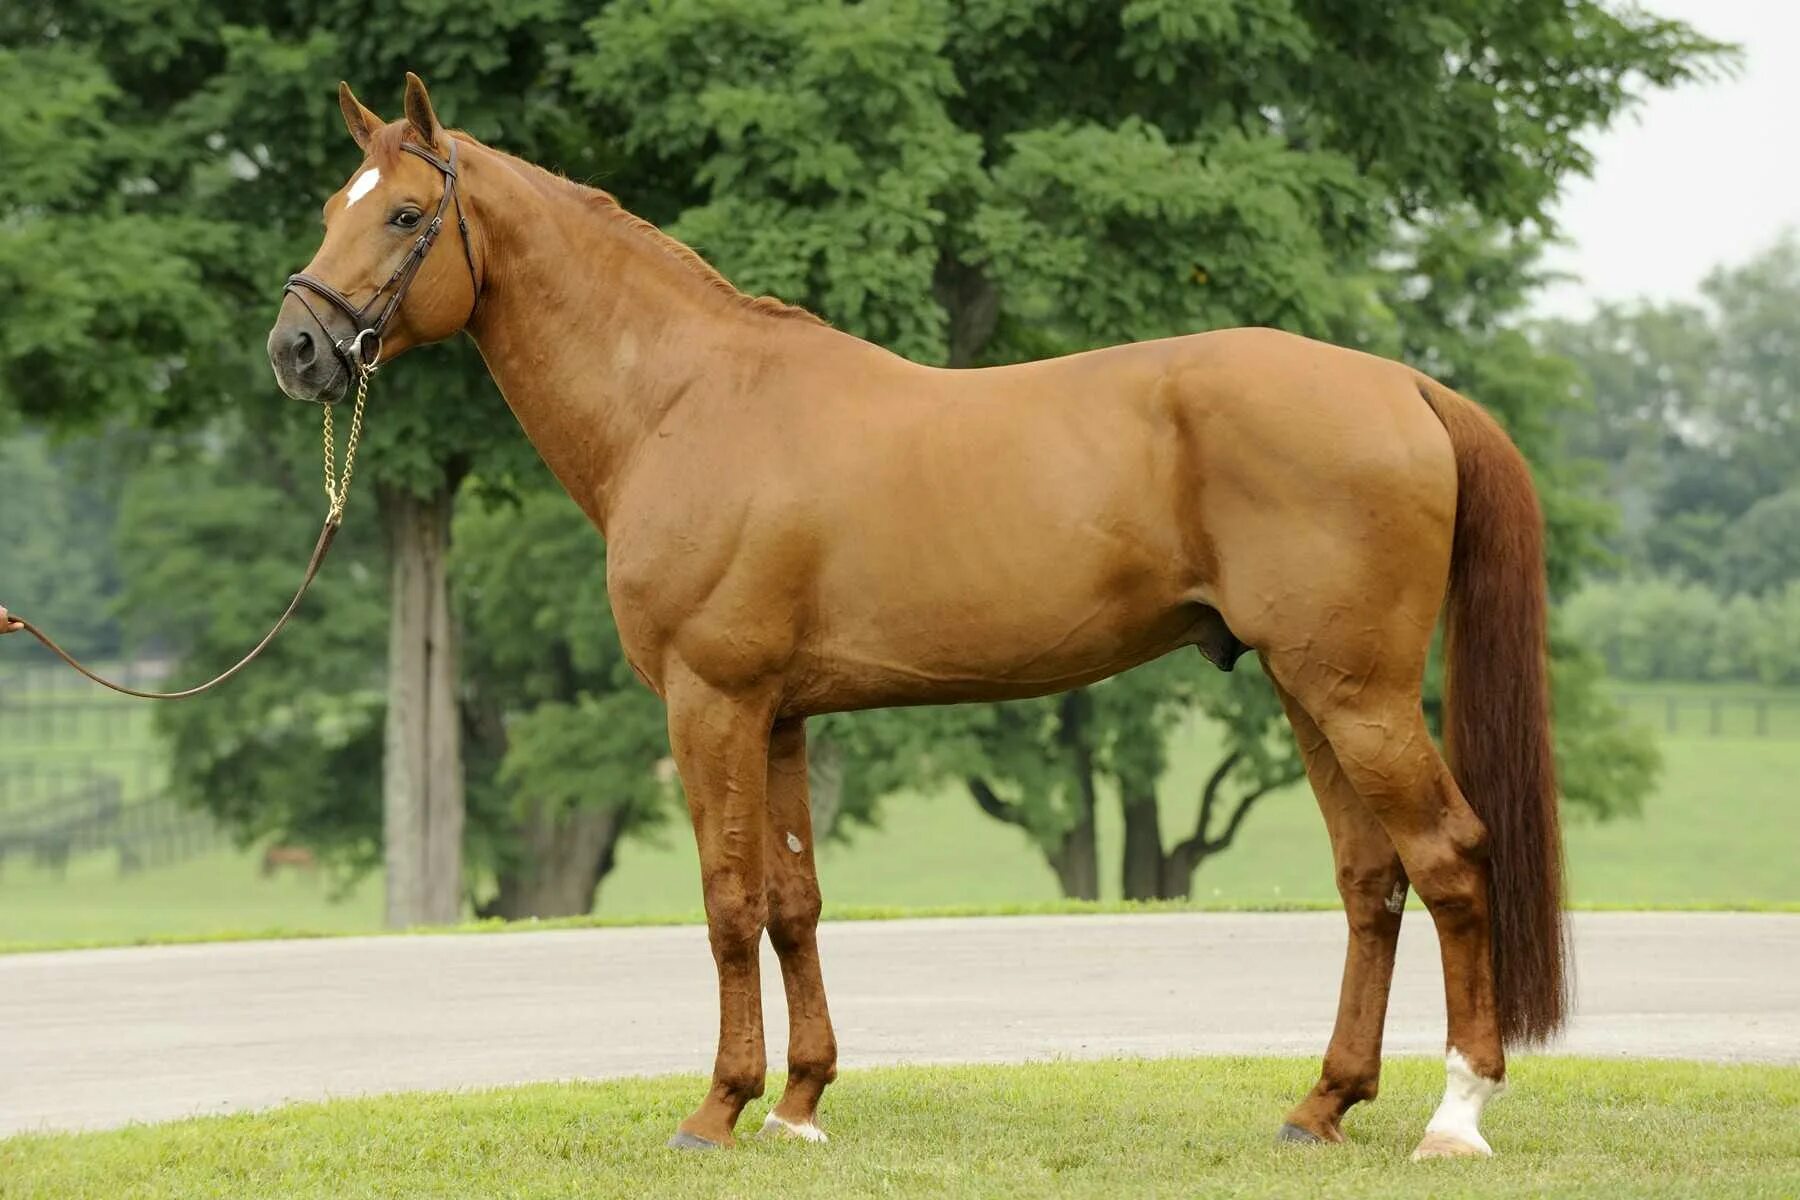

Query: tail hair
[1417,374,1568,1047]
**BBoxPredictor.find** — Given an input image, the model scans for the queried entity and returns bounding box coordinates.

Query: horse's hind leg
[664,671,778,1149]
[1271,681,1407,1146]
[1276,663,1506,1160]
[760,718,838,1140]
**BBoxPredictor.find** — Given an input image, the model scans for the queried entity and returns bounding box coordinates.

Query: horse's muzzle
[268,310,349,405]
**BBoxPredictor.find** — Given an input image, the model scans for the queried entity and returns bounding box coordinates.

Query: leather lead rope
[3,363,371,701]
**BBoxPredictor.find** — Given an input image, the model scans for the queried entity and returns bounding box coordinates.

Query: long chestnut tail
[1418,374,1568,1047]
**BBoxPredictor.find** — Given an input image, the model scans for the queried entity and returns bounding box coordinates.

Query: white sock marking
[761,1113,828,1143]
[345,167,381,208]
[1423,1048,1502,1155]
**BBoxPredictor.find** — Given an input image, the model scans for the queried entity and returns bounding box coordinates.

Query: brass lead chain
[323,363,373,525]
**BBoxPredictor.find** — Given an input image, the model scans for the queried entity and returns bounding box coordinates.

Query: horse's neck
[463,149,773,531]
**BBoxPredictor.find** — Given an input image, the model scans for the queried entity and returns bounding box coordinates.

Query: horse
[268,74,1565,1160]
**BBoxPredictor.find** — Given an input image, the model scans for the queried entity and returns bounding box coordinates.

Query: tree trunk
[1050,690,1101,900]
[380,483,464,928]
[965,691,1103,901]
[1120,786,1165,900]
[1159,842,1199,901]
[933,253,1000,368]
[1049,803,1099,900]
[483,799,626,920]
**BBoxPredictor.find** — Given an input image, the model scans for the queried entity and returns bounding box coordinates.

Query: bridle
[1,139,481,701]
[283,139,478,382]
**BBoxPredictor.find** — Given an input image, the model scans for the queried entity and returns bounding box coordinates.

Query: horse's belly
[787,572,1201,713]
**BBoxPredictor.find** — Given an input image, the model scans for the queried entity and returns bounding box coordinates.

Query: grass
[3,1057,1796,1199]
[3,682,1799,951]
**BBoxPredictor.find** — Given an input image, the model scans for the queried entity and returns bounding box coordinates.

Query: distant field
[1607,681,1800,738]
[1,678,1796,946]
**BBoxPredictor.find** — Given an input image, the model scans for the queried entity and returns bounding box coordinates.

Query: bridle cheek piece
[284,139,478,386]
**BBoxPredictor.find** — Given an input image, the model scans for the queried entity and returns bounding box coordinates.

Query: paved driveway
[2,911,1794,1136]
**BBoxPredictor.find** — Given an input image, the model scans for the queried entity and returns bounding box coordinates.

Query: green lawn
[4,1057,1795,1199]
[2,686,1798,948]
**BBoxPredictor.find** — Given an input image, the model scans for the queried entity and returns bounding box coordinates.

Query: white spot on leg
[1415,1048,1502,1159]
[760,1113,827,1143]
[345,167,381,208]
[786,832,803,854]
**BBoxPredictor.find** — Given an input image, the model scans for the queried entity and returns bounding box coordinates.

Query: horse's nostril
[291,329,316,366]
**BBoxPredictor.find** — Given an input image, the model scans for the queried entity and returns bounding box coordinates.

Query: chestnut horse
[267,75,1565,1160]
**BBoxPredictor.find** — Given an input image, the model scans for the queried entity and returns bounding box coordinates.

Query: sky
[1535,0,1800,317]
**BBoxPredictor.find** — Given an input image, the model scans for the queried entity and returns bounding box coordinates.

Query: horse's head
[268,73,479,404]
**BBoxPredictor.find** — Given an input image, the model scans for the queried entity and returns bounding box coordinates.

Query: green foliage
[6,0,1729,903]
[452,480,672,902]
[0,434,118,658]
[1563,577,1800,688]
[1547,639,1657,823]
[575,0,979,361]
[1720,488,1800,598]
[567,0,1722,886]
[114,432,390,871]
[1547,235,1800,587]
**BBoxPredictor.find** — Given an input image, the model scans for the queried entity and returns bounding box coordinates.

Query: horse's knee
[702,875,768,950]
[767,883,821,954]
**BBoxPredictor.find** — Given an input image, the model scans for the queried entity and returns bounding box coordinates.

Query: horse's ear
[403,72,445,152]
[339,82,383,151]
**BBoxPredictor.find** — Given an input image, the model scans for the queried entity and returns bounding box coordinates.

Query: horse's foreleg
[1272,683,1406,1146]
[760,718,838,1140]
[666,674,778,1150]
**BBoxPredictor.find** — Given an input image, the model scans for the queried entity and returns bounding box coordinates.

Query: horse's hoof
[667,1130,723,1151]
[761,1113,829,1143]
[1410,1130,1492,1161]
[1274,1122,1326,1146]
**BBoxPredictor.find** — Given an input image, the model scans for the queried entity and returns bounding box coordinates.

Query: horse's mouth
[269,351,349,406]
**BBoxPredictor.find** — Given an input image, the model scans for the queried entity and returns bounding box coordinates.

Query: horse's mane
[370,125,821,325]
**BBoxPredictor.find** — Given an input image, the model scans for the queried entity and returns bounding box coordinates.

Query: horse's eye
[392,209,422,230]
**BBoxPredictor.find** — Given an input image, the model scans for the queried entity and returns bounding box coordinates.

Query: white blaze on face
[1423,1048,1504,1154]
[345,167,381,208]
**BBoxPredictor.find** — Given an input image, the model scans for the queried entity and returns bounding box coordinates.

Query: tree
[113,428,391,872]
[1112,662,1306,901]
[453,480,673,919]
[1720,488,1800,598]
[0,6,623,925]
[6,2,1725,912]
[571,0,1720,893]
[0,433,118,661]
[1547,235,1800,586]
